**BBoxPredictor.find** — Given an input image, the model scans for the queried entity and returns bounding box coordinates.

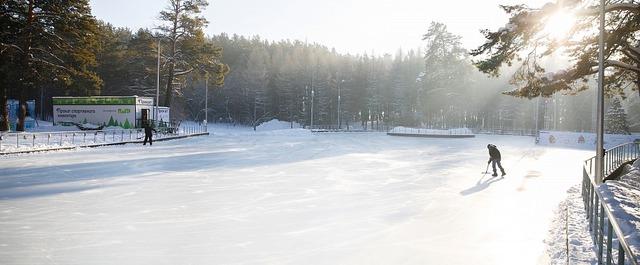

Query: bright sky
[90,0,550,55]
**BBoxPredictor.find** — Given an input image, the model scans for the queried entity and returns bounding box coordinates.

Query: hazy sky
[90,0,550,55]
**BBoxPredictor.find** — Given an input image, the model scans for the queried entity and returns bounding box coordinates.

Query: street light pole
[155,38,161,125]
[205,74,208,132]
[311,88,315,129]
[595,0,606,183]
[337,80,343,129]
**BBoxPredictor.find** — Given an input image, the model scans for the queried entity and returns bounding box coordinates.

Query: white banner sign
[538,131,640,149]
[54,105,136,128]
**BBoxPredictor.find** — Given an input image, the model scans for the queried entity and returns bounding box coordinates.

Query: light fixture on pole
[338,79,344,129]
[595,0,605,183]
[204,72,208,132]
[155,37,161,125]
[311,88,315,129]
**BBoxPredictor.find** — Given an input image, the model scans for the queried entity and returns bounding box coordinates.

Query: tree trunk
[0,86,8,131]
[17,90,26,131]
[17,0,35,132]
[164,60,175,108]
[163,2,180,110]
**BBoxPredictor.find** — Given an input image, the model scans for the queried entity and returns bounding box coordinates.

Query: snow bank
[544,185,596,264]
[27,120,77,132]
[256,119,301,131]
[598,159,640,258]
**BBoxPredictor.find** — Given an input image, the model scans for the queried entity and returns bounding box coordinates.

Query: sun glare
[543,12,576,40]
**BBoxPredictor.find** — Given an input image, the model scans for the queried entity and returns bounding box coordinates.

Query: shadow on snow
[459,174,504,196]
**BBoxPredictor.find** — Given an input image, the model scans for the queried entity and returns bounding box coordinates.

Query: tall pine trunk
[164,63,175,108]
[17,89,26,131]
[0,86,8,131]
[163,3,180,111]
[17,0,35,132]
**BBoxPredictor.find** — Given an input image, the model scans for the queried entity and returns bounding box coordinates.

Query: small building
[52,96,168,129]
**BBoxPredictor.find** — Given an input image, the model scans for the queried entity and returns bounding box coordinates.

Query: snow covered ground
[0,126,594,264]
[598,159,640,257]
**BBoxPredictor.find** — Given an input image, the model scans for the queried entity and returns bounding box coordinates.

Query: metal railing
[582,142,640,265]
[0,124,207,154]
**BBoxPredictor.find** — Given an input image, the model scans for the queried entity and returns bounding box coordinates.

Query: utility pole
[204,74,208,132]
[311,89,315,130]
[595,0,605,183]
[155,38,161,124]
[535,97,540,140]
[338,80,344,129]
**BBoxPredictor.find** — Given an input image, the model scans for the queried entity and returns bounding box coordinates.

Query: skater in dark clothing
[143,122,157,146]
[487,144,506,177]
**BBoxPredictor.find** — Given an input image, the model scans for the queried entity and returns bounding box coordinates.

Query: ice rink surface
[0,129,592,264]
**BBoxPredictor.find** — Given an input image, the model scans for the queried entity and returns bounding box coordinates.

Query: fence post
[16,133,19,148]
[606,221,613,265]
[619,242,626,265]
[32,134,35,147]
[83,133,86,144]
[598,205,605,264]
[72,133,75,144]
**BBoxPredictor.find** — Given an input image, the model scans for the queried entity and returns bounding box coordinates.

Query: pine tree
[123,118,131,129]
[1,0,101,131]
[471,1,640,98]
[606,98,630,135]
[421,22,471,129]
[245,45,270,129]
[157,0,228,111]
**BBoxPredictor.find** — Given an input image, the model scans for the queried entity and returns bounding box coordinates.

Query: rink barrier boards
[386,132,475,138]
[0,125,208,155]
[386,127,475,138]
[582,142,640,265]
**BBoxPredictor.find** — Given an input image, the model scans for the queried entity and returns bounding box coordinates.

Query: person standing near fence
[487,144,506,177]
[143,122,156,146]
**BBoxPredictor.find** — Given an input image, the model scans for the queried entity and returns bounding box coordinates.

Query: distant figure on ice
[487,144,506,177]
[143,122,157,146]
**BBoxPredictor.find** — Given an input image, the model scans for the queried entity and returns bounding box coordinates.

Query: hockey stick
[482,163,490,174]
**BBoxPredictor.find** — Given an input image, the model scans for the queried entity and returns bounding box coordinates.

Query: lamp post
[311,88,315,129]
[204,73,208,132]
[155,37,161,125]
[338,79,344,129]
[595,0,605,183]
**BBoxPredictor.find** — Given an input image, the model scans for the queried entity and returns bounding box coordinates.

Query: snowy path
[0,130,591,264]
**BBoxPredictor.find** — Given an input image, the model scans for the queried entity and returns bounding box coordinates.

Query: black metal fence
[0,124,207,154]
[582,142,640,265]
